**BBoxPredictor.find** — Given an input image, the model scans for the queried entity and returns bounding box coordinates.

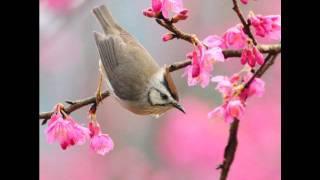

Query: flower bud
[162,33,175,42]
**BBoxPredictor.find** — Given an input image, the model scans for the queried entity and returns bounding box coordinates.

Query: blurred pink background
[40,0,281,179]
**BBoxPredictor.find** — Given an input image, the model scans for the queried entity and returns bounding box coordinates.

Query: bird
[92,5,185,116]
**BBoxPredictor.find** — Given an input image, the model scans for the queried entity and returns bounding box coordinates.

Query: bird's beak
[172,102,186,114]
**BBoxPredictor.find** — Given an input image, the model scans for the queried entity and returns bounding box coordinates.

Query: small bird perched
[92,5,185,116]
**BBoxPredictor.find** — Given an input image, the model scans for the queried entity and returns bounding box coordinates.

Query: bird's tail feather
[92,5,121,34]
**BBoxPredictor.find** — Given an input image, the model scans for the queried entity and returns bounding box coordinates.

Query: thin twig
[256,53,279,77]
[40,91,110,124]
[244,54,273,89]
[155,14,201,45]
[232,0,257,45]
[168,44,280,72]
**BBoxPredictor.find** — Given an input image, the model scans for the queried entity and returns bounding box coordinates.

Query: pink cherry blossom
[209,71,265,123]
[240,72,265,99]
[241,46,264,67]
[226,100,245,119]
[184,45,212,88]
[45,116,89,150]
[202,35,225,62]
[47,112,62,126]
[205,47,225,62]
[183,38,226,88]
[240,0,249,4]
[202,35,224,49]
[66,117,90,146]
[222,24,247,49]
[144,0,187,19]
[211,76,233,97]
[208,105,226,120]
[211,74,240,98]
[45,115,74,150]
[45,104,89,150]
[208,100,244,123]
[249,14,281,40]
[47,104,64,125]
[89,121,114,155]
[162,0,185,19]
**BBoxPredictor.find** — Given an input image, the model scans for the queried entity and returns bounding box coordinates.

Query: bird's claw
[95,72,104,105]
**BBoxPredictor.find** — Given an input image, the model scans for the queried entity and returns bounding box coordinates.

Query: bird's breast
[116,98,171,115]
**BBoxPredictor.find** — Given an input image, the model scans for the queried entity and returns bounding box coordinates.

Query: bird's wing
[93,32,159,101]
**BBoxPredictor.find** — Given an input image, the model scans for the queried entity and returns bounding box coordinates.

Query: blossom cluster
[209,70,265,123]
[143,0,188,21]
[45,103,114,155]
[143,0,280,122]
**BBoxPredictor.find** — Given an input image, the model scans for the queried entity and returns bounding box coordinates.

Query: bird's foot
[95,72,103,105]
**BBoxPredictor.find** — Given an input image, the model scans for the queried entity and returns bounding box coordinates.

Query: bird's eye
[161,93,168,100]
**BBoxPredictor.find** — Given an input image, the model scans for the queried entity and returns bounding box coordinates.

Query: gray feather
[93,32,159,101]
[92,5,122,35]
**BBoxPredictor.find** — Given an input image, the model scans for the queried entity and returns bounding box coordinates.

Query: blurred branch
[217,52,280,180]
[232,0,257,45]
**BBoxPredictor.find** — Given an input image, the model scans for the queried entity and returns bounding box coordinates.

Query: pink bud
[162,33,175,42]
[142,8,156,18]
[177,13,188,20]
[191,51,200,78]
[89,121,101,137]
[240,49,248,65]
[179,9,189,15]
[253,46,264,65]
[172,9,188,22]
[247,50,256,67]
[240,0,249,4]
[152,0,162,13]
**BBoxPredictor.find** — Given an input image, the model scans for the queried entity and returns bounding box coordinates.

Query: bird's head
[147,67,185,114]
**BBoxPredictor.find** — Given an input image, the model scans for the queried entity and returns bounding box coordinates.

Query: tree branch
[216,1,280,179]
[39,44,280,125]
[217,118,240,180]
[217,52,280,180]
[256,53,279,78]
[232,0,257,45]
[40,91,110,125]
[167,44,280,72]
[155,14,201,45]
